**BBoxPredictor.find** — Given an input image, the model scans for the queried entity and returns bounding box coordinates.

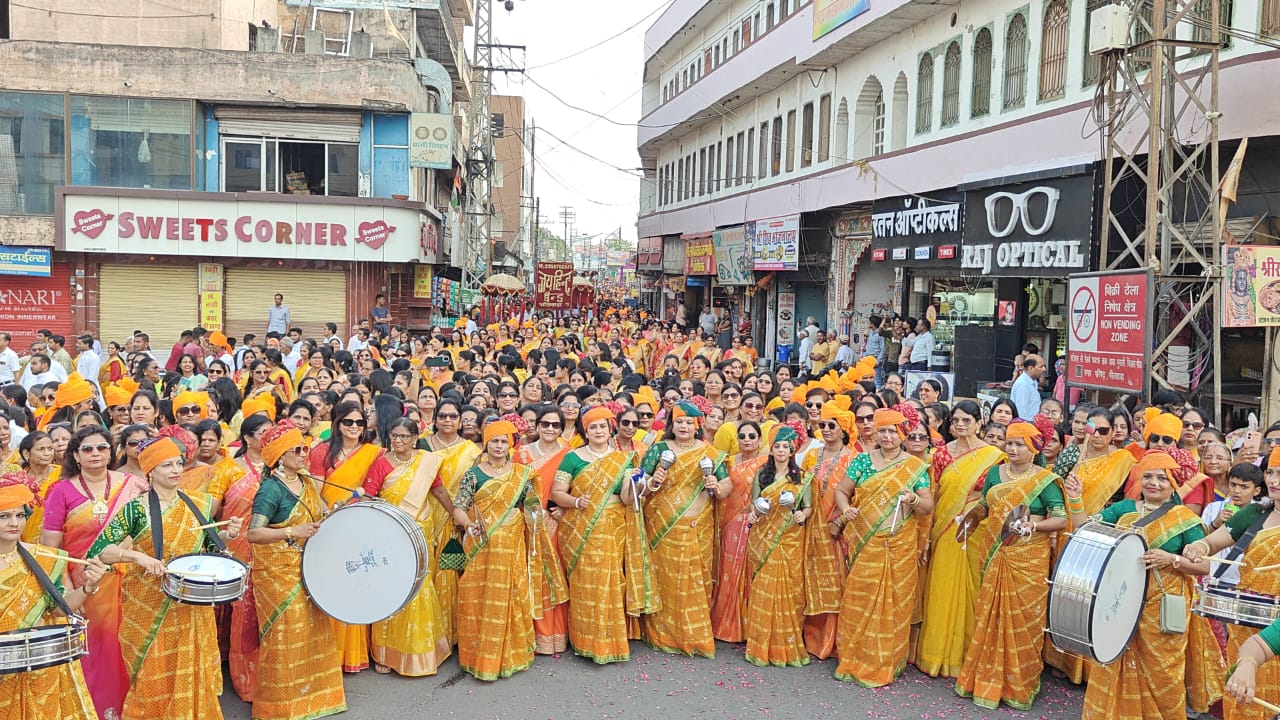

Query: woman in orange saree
[41,427,149,720]
[802,402,856,658]
[833,409,933,686]
[513,405,571,655]
[954,421,1066,710]
[711,420,767,643]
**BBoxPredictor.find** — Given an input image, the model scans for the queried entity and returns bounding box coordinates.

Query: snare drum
[301,499,428,624]
[0,623,88,675]
[162,554,248,606]
[1195,584,1280,628]
[1047,521,1149,665]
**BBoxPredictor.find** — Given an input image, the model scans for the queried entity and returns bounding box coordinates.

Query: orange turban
[54,373,94,409]
[1144,413,1183,443]
[820,401,855,438]
[1006,421,1045,452]
[1270,446,1280,468]
[241,395,277,421]
[138,437,184,477]
[1136,449,1180,475]
[260,420,304,468]
[103,385,132,408]
[173,391,210,420]
[581,406,615,430]
[0,483,35,512]
[482,419,518,447]
[117,377,140,395]
[874,409,906,429]
[209,331,230,351]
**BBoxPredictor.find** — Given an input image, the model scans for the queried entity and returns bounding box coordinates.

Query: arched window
[892,73,908,150]
[873,90,886,154]
[971,27,993,117]
[941,41,961,127]
[1003,12,1029,110]
[834,98,850,161]
[1038,0,1070,101]
[916,53,934,134]
[854,78,884,159]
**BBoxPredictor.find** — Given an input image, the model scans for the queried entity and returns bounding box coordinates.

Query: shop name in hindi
[871,200,960,239]
[961,239,1085,274]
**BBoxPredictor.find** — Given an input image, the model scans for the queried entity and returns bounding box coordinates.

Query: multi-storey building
[490,94,530,281]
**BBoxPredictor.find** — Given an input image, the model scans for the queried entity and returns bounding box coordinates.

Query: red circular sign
[1070,285,1096,344]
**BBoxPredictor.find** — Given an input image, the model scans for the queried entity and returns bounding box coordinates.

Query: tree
[533,226,569,262]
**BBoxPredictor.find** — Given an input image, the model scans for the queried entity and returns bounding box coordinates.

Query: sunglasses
[805,401,824,409]
[743,402,763,410]
[856,414,874,423]
[1264,437,1280,446]
[208,369,224,375]
[498,392,519,398]
[436,412,459,420]
[125,439,145,448]
[560,403,581,410]
[738,432,759,440]
[663,396,679,403]
[79,443,111,453]
[41,395,56,402]
[637,411,655,419]
[906,433,930,442]
[1149,434,1177,445]
[339,418,367,428]
[176,405,202,415]
[290,446,308,455]
[818,421,840,431]
[1185,421,1205,430]
[722,392,741,399]
[1092,426,1113,435]
[619,419,638,427]
[538,420,564,430]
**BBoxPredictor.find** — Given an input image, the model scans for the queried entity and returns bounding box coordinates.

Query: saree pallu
[711,454,768,643]
[1185,611,1225,714]
[115,496,222,719]
[0,548,97,720]
[1045,449,1136,683]
[218,462,260,702]
[1083,506,1203,720]
[370,452,450,676]
[558,451,633,663]
[428,440,481,645]
[642,448,719,658]
[955,469,1059,710]
[515,441,571,655]
[20,467,59,543]
[1224,526,1280,720]
[251,480,346,720]
[803,452,853,659]
[61,474,148,720]
[835,456,928,686]
[744,475,813,668]
[916,445,1005,678]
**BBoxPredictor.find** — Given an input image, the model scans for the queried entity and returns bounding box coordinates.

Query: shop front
[683,233,716,332]
[747,213,802,362]
[660,235,685,323]
[830,209,878,342]
[635,236,664,314]
[0,248,73,349]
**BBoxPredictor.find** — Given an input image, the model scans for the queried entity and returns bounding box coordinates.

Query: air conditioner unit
[1089,4,1131,54]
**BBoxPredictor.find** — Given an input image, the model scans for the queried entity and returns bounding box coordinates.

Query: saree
[640,442,725,657]
[1082,502,1204,720]
[744,472,813,667]
[802,451,853,658]
[426,439,482,645]
[370,451,451,676]
[456,465,568,680]
[834,453,929,686]
[916,444,1006,678]
[514,440,571,655]
[20,467,59,543]
[1223,525,1280,720]
[955,467,1063,710]
[556,450,636,663]
[88,493,223,719]
[0,547,97,720]
[215,459,260,702]
[56,473,149,720]
[711,454,768,642]
[1044,448,1136,683]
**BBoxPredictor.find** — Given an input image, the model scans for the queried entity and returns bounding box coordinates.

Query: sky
[490,0,669,249]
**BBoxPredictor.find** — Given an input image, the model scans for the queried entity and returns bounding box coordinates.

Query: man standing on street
[835,333,856,368]
[1011,354,1046,420]
[863,315,886,385]
[74,335,101,391]
[698,304,718,339]
[19,353,57,392]
[322,322,344,350]
[907,319,934,371]
[370,294,392,338]
[0,333,20,388]
[47,335,73,375]
[268,293,291,335]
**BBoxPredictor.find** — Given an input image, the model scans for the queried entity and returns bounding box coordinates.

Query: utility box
[1089,4,1132,54]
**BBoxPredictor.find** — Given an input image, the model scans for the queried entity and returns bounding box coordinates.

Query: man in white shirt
[131,333,156,360]
[347,325,371,353]
[835,334,856,367]
[279,337,302,370]
[321,322,344,351]
[26,343,67,382]
[19,353,58,392]
[797,329,814,372]
[907,319,935,371]
[1011,354,1046,420]
[698,305,718,338]
[74,335,102,390]
[0,333,20,386]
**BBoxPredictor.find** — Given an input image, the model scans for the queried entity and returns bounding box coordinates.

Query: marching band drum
[0,622,88,675]
[1047,521,1149,665]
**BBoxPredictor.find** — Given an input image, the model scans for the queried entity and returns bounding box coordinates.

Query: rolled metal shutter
[223,269,347,342]
[213,107,362,143]
[98,265,199,348]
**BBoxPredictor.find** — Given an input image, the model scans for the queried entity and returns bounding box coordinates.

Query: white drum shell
[1047,522,1148,665]
[0,624,88,675]
[162,553,249,606]
[301,500,428,625]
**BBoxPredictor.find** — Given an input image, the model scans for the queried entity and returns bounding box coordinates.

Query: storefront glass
[70,96,193,190]
[0,91,66,215]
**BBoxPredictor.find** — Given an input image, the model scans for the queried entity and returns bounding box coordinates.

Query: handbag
[439,537,467,572]
[1152,567,1187,634]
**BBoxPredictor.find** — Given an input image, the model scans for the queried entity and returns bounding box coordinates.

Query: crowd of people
[0,306,1278,720]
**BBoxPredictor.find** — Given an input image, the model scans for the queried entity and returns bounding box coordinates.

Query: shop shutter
[213,106,362,143]
[98,265,199,348]
[223,269,347,343]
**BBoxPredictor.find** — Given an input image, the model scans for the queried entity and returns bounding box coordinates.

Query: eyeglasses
[436,412,459,420]
[1185,421,1205,430]
[498,392,519,398]
[805,401,824,409]
[290,446,308,455]
[176,405,202,416]
[619,419,637,427]
[1149,435,1177,445]
[951,417,973,426]
[855,414,874,423]
[906,433,930,442]
[339,418,367,428]
[41,395,56,402]
[1263,437,1280,446]
[743,402,763,410]
[1092,426,1113,435]
[663,396,679,403]
[124,439,144,448]
[722,392,741,400]
[559,403,580,410]
[208,369,224,376]
[637,411,655,419]
[389,434,415,442]
[818,421,841,431]
[79,443,111,453]
[738,432,759,440]
[538,420,564,430]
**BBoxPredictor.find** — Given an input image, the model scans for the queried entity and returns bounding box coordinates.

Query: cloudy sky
[490,0,668,248]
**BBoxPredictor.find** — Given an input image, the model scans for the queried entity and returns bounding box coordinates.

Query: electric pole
[559,206,575,264]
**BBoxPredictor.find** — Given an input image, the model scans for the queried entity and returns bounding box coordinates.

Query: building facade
[490,94,530,280]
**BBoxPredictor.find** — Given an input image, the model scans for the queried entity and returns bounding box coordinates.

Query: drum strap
[1214,515,1266,581]
[1131,500,1177,530]
[177,492,227,554]
[147,491,164,560]
[15,545,77,619]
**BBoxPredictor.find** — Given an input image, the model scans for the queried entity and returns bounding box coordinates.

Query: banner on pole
[535,261,575,310]
[1066,269,1152,393]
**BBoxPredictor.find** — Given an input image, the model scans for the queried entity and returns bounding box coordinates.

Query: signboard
[58,188,428,262]
[0,262,72,349]
[712,226,753,286]
[748,214,800,271]
[777,291,796,346]
[0,247,52,277]
[409,113,453,170]
[637,236,663,271]
[661,236,685,275]
[1223,245,1280,327]
[684,235,715,275]
[814,0,870,39]
[198,263,224,332]
[961,173,1095,277]
[1066,269,1151,393]
[535,261,575,311]
[414,265,434,299]
[870,191,963,268]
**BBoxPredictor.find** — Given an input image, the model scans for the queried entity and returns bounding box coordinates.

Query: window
[491,215,504,239]
[755,13,761,38]
[916,53,934,134]
[767,3,776,30]
[972,28,994,117]
[941,41,961,126]
[1004,12,1029,110]
[715,141,723,190]
[71,97,193,191]
[734,29,741,53]
[872,90,886,155]
[745,127,755,183]
[736,131,746,185]
[770,117,782,176]
[782,0,790,17]
[723,38,729,61]
[372,114,409,199]
[1192,0,1233,47]
[1265,0,1280,35]
[760,122,770,178]
[1039,0,1070,101]
[714,45,721,67]
[855,80,885,159]
[1082,0,1108,85]
[493,160,505,188]
[726,136,735,189]
[834,97,849,160]
[676,158,684,200]
[699,147,707,195]
[818,94,832,162]
[800,102,814,168]
[785,110,797,172]
[0,91,65,215]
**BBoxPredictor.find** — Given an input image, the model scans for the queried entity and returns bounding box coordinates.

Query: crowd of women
[1,310,1279,720]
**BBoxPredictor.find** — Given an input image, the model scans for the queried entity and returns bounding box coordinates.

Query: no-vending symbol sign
[1071,284,1096,345]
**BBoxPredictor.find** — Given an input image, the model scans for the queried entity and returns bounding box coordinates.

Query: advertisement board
[535,261,575,311]
[409,113,454,170]
[961,173,1095,277]
[777,291,796,346]
[0,262,73,348]
[748,214,800,271]
[0,247,52,277]
[684,235,715,275]
[1223,245,1280,327]
[414,265,434,299]
[198,263,224,331]
[1066,269,1152,393]
[814,0,870,39]
[712,226,753,285]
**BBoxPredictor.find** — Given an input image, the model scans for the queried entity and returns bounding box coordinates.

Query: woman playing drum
[1067,450,1210,719]
[1225,615,1280,709]
[955,420,1066,710]
[88,435,244,719]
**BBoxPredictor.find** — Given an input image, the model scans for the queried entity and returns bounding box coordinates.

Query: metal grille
[818,94,832,162]
[1082,0,1109,85]
[872,91,886,154]
[1003,13,1029,110]
[941,41,962,126]
[916,53,934,134]
[1191,0,1233,47]
[1039,0,1070,101]
[972,28,993,117]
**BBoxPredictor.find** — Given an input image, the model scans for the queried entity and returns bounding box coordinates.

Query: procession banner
[1223,245,1280,327]
[535,261,575,311]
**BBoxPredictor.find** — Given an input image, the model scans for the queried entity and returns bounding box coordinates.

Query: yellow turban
[138,437,184,477]
[103,385,132,408]
[482,419,518,447]
[581,406,615,430]
[54,373,94,409]
[173,390,210,420]
[117,377,140,395]
[1136,449,1180,475]
[1143,413,1183,443]
[241,395,277,421]
[261,421,304,468]
[209,331,230,350]
[1271,446,1280,468]
[0,483,35,511]
[873,409,906,429]
[820,401,856,438]
[1006,421,1045,451]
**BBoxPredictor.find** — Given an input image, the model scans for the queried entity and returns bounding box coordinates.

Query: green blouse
[1261,617,1280,655]
[553,451,632,496]
[1099,499,1206,553]
[749,470,813,511]
[639,441,729,482]
[1225,503,1272,541]
[88,494,220,558]
[845,452,929,491]
[251,475,323,527]
[979,466,1067,517]
[454,465,535,511]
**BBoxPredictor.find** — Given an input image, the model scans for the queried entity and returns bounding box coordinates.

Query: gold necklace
[1005,464,1039,482]
[0,547,18,566]
[390,452,415,467]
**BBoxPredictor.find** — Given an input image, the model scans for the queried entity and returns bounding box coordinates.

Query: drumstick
[1251,696,1280,714]
[29,550,100,567]
[1252,563,1280,572]
[194,520,232,530]
[1209,557,1247,566]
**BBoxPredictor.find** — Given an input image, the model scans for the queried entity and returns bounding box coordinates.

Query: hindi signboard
[535,261,575,311]
[713,226,753,286]
[1066,269,1152,393]
[1223,245,1280,327]
[748,214,800,271]
[684,235,715,275]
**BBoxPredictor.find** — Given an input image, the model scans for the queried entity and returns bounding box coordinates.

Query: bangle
[1237,656,1260,672]
[83,584,99,596]
[285,527,293,540]
[1173,555,1182,570]
[909,493,920,506]
[1191,539,1211,555]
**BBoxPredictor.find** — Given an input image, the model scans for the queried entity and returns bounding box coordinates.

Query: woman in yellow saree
[1072,451,1210,719]
[743,422,814,667]
[711,420,767,643]
[916,399,1005,678]
[16,431,59,543]
[514,406,572,655]
[246,420,347,720]
[89,436,244,719]
[551,406,647,663]
[801,401,856,659]
[423,398,482,645]
[0,480,106,720]
[833,409,933,686]
[454,420,567,680]
[638,400,730,658]
[954,420,1066,710]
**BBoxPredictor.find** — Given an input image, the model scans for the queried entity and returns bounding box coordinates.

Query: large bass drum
[1047,521,1149,665]
[301,499,428,624]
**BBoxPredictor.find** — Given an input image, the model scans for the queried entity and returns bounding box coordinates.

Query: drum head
[1089,531,1148,664]
[167,554,247,582]
[301,502,426,624]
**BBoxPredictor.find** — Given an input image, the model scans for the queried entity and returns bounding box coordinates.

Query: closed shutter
[213,106,362,143]
[98,265,199,347]
[224,269,346,342]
